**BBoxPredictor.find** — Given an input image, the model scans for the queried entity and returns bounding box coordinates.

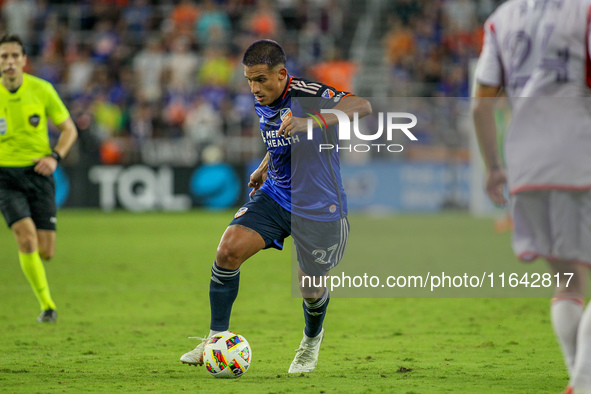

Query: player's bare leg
[181,225,265,366]
[12,218,57,322]
[289,268,328,373]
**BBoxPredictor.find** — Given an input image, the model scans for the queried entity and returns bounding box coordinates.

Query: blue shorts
[229,190,350,276]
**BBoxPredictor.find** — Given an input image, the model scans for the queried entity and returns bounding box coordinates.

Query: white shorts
[511,190,591,265]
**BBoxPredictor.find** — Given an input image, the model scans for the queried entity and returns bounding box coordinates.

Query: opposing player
[472,1,591,391]
[0,34,78,323]
[180,39,371,373]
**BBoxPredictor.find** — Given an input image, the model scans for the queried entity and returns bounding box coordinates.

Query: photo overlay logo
[304,107,418,153]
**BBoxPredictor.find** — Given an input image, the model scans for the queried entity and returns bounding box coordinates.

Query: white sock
[551,298,583,374]
[571,304,591,391]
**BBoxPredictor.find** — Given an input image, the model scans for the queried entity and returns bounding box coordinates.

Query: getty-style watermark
[305,109,418,153]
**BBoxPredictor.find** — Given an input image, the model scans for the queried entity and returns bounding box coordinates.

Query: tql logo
[306,109,418,153]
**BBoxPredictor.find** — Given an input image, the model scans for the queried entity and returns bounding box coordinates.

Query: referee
[0,34,77,323]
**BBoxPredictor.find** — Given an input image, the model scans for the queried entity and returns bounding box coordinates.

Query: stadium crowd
[0,0,504,165]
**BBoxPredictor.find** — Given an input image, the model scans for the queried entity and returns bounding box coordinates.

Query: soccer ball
[203,331,251,378]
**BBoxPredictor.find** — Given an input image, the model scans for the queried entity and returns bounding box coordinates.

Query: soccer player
[180,39,371,373]
[0,34,78,323]
[472,1,591,392]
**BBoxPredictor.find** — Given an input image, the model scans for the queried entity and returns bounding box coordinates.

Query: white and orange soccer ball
[203,331,251,378]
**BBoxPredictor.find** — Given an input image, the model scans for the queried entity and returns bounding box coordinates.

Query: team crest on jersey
[280,108,292,122]
[234,207,248,218]
[322,89,335,99]
[329,204,337,213]
[0,118,6,135]
[29,114,40,127]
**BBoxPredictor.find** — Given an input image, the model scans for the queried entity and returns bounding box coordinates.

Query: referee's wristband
[50,150,61,163]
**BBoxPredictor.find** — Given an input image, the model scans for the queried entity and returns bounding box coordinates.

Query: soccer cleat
[37,309,57,323]
[180,336,209,366]
[288,329,324,373]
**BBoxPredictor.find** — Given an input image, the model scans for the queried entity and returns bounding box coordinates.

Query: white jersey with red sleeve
[475,0,591,193]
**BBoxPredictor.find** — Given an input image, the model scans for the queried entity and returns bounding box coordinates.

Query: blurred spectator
[122,0,154,43]
[183,96,223,148]
[283,39,305,77]
[91,20,120,63]
[195,0,231,46]
[383,17,416,68]
[170,0,200,38]
[66,45,95,97]
[309,48,357,92]
[36,47,65,86]
[2,0,35,41]
[242,0,284,39]
[165,36,199,94]
[386,0,422,26]
[416,47,443,96]
[275,0,304,32]
[39,12,68,59]
[198,46,234,89]
[298,21,332,65]
[133,37,167,102]
[443,0,477,33]
[92,92,124,139]
[129,100,155,146]
[437,64,469,97]
[163,93,188,138]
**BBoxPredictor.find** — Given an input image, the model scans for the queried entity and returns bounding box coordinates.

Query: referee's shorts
[0,166,57,230]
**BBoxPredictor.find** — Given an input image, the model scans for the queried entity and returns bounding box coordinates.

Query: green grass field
[0,211,569,393]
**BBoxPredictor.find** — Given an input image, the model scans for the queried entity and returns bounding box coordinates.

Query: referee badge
[29,114,41,127]
[0,118,6,135]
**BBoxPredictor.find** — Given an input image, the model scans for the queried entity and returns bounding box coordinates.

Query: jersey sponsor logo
[29,114,41,127]
[280,108,292,122]
[322,89,335,99]
[234,207,248,218]
[0,118,6,135]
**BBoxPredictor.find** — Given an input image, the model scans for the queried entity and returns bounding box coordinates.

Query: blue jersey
[256,75,350,221]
